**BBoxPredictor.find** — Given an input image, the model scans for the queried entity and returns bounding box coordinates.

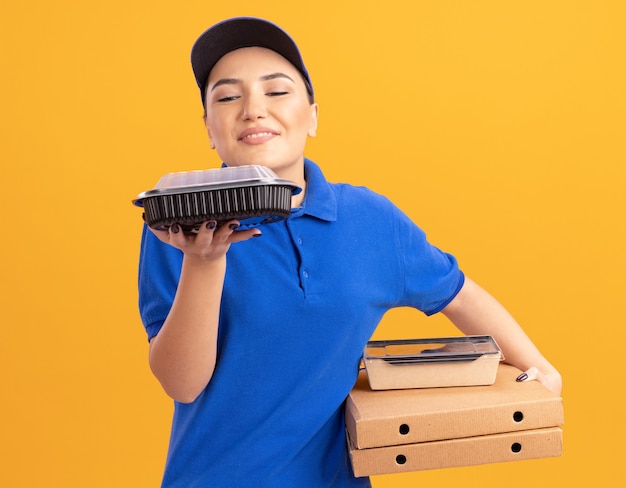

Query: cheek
[205,120,229,143]
[205,108,232,134]
[287,107,317,136]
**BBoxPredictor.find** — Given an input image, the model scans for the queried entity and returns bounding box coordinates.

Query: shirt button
[297,237,303,245]
[302,270,309,279]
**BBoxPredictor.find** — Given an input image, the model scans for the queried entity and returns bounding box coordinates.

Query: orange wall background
[1,1,624,486]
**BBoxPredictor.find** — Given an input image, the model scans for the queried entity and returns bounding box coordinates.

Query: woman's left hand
[517,366,562,396]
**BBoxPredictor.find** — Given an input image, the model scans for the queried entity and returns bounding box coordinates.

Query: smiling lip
[238,127,279,144]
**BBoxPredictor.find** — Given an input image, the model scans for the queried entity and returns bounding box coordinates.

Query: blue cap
[191,17,314,107]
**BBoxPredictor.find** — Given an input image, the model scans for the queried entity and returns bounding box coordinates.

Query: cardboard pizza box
[345,363,563,449]
[348,426,563,477]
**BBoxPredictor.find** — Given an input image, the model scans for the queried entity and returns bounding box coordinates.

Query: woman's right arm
[147,221,261,403]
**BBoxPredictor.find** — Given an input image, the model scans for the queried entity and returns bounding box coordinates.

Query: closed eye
[217,95,240,102]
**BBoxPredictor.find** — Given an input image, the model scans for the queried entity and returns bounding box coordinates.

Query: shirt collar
[221,159,337,222]
[298,159,337,222]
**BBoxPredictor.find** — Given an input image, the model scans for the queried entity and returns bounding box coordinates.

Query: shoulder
[303,159,400,222]
[330,180,390,202]
[329,181,407,222]
[303,159,425,234]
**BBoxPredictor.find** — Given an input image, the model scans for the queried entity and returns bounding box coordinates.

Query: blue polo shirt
[138,159,464,487]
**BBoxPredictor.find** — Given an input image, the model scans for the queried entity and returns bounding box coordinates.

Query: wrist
[182,252,226,272]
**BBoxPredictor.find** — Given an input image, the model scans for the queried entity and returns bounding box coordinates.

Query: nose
[241,91,267,121]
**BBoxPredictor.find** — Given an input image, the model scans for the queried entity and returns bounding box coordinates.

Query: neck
[272,159,306,208]
[291,184,306,208]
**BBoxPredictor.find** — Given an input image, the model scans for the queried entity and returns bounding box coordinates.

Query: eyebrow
[210,72,296,92]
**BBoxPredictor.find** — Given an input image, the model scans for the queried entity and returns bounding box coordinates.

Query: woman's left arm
[442,276,562,395]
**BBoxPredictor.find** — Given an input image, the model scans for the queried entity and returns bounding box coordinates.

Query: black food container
[133,165,301,233]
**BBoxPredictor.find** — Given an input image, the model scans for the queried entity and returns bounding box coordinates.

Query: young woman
[138,17,562,488]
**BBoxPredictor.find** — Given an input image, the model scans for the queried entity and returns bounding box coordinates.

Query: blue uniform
[138,159,464,487]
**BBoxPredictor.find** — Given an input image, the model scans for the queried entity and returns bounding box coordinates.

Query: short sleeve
[393,206,465,315]
[137,224,183,341]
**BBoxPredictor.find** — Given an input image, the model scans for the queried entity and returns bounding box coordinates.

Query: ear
[204,116,216,149]
[308,103,319,138]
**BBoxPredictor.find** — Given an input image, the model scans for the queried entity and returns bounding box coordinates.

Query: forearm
[148,255,226,403]
[442,277,558,376]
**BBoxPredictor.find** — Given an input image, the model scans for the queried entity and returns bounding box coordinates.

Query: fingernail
[516,373,528,382]
[206,221,217,230]
[253,232,262,238]
[171,224,180,234]
[228,223,238,230]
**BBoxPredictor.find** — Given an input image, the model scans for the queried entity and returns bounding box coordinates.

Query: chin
[233,157,281,169]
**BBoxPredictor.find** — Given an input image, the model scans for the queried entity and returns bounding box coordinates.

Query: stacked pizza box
[345,336,564,477]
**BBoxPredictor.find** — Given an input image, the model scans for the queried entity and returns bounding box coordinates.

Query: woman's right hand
[149,220,262,262]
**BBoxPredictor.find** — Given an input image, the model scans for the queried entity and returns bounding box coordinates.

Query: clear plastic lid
[364,335,502,364]
[155,165,287,189]
[133,165,301,206]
